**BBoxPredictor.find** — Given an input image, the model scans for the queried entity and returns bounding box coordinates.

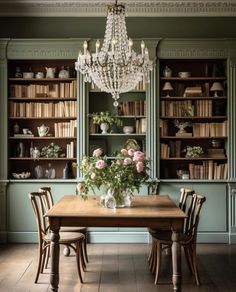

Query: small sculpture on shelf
[45,163,56,179]
[34,165,44,179]
[58,66,69,78]
[163,66,172,77]
[15,67,22,78]
[174,120,192,136]
[13,122,20,134]
[45,67,56,78]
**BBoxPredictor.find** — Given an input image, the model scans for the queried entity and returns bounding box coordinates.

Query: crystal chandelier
[75,0,153,107]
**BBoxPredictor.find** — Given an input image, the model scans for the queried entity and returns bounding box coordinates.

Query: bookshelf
[88,82,147,157]
[8,60,77,179]
[159,59,228,180]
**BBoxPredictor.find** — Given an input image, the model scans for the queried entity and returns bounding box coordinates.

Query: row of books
[160,143,170,158]
[66,141,75,158]
[118,100,146,116]
[161,100,213,117]
[189,161,228,180]
[9,81,77,98]
[135,118,146,133]
[9,101,77,118]
[54,120,77,137]
[192,121,227,137]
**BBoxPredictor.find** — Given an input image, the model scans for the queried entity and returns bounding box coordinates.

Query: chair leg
[150,240,157,274]
[35,243,43,283]
[154,241,162,285]
[76,242,83,283]
[40,247,47,273]
[83,235,89,263]
[45,244,50,269]
[184,245,193,274]
[80,241,87,272]
[191,244,200,286]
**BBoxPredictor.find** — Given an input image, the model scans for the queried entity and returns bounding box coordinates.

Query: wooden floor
[0,243,236,292]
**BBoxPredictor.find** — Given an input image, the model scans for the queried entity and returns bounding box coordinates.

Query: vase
[176,124,187,134]
[101,188,132,209]
[100,122,109,134]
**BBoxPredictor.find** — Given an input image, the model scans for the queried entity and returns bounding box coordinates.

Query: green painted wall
[1,17,236,38]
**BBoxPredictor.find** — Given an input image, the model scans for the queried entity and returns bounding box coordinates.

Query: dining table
[46,194,186,292]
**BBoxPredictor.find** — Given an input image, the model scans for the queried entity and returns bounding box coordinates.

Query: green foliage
[91,111,123,127]
[183,146,204,158]
[40,143,65,158]
[174,119,192,127]
[75,148,153,200]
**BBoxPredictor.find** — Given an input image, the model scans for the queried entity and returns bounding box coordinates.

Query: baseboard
[6,231,230,244]
[0,231,7,243]
[229,233,236,244]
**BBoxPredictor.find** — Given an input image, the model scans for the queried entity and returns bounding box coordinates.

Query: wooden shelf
[8,78,76,82]
[9,157,76,161]
[9,97,77,101]
[161,136,227,139]
[160,116,227,120]
[160,77,226,81]
[161,157,227,161]
[160,96,227,100]
[9,136,77,140]
[9,117,77,120]
[89,133,146,136]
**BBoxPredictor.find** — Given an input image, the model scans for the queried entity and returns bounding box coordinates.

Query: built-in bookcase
[88,82,147,157]
[159,59,228,180]
[8,60,78,179]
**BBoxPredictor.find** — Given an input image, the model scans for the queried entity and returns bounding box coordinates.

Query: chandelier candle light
[75,0,153,107]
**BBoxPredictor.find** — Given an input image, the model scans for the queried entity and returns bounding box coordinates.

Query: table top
[46,195,186,230]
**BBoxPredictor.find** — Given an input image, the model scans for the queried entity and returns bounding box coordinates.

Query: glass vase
[102,188,132,209]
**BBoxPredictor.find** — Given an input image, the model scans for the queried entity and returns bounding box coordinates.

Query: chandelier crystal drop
[75,0,153,107]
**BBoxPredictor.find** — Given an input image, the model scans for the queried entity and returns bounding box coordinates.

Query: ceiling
[0,0,236,17]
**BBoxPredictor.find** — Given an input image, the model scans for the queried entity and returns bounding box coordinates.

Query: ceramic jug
[45,67,56,78]
[34,165,44,179]
[37,124,49,137]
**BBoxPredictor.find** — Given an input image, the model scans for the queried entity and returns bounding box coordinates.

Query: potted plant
[40,143,65,158]
[91,111,123,134]
[174,119,192,134]
[183,146,204,158]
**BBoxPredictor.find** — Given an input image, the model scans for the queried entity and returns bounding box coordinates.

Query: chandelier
[75,0,153,107]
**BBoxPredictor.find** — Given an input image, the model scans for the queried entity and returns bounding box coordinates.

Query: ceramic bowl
[12,172,31,179]
[123,126,134,134]
[178,71,191,78]
[23,72,34,78]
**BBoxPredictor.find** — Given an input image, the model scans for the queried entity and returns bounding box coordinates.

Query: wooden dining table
[46,194,186,292]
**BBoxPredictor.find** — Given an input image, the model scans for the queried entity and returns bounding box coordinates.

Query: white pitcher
[37,124,49,137]
[45,67,56,78]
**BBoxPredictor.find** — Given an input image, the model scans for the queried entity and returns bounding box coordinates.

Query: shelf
[8,78,76,82]
[89,133,146,136]
[161,157,227,161]
[9,97,77,101]
[160,96,227,100]
[115,115,146,118]
[160,116,227,120]
[9,136,77,140]
[9,157,76,161]
[161,136,227,139]
[9,117,77,120]
[160,77,226,81]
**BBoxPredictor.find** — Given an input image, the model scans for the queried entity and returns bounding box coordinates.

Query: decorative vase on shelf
[100,122,109,134]
[176,124,187,134]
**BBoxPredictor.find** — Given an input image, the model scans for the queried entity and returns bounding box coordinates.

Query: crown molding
[0,0,236,17]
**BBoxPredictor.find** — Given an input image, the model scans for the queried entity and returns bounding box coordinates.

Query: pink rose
[133,151,145,162]
[123,158,132,165]
[128,148,135,156]
[121,148,128,156]
[96,160,106,169]
[90,173,96,180]
[93,148,103,157]
[136,161,144,173]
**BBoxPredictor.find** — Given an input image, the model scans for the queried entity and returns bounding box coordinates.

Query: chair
[151,193,206,285]
[148,188,194,274]
[39,187,88,265]
[29,191,85,284]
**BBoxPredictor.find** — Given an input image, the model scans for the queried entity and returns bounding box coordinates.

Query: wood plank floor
[0,243,236,292]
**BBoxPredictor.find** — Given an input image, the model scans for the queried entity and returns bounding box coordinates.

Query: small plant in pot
[183,146,204,158]
[40,143,65,158]
[91,111,123,134]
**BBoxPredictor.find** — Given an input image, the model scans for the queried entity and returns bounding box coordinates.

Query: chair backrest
[28,191,51,243]
[184,194,206,239]
[179,188,195,212]
[39,187,54,208]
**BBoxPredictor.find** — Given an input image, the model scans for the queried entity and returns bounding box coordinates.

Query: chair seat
[44,232,85,244]
[60,226,87,233]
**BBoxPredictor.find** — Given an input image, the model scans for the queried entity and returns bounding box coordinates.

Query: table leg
[172,231,181,292]
[50,224,60,291]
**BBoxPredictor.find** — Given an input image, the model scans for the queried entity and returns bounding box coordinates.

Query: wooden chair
[151,193,206,285]
[39,187,88,266]
[148,188,194,274]
[29,191,85,283]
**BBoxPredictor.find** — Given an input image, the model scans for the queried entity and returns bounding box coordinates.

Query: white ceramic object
[37,124,50,137]
[100,122,109,134]
[12,172,31,179]
[45,67,56,78]
[58,67,69,78]
[35,72,44,79]
[178,71,191,78]
[23,72,34,78]
[123,126,134,134]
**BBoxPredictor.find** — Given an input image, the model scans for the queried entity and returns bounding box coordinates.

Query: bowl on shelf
[178,71,191,78]
[23,72,34,78]
[123,126,134,134]
[12,172,31,179]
